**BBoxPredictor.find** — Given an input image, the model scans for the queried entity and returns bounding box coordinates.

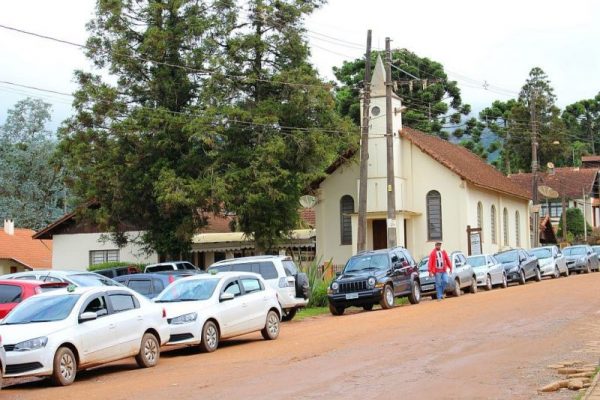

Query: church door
[372,219,388,250]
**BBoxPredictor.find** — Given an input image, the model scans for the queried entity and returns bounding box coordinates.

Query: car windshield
[418,258,428,272]
[593,247,600,254]
[3,294,80,324]
[344,254,389,272]
[69,274,121,287]
[495,250,518,263]
[530,248,552,259]
[563,247,586,256]
[282,260,298,276]
[467,256,487,268]
[155,279,220,302]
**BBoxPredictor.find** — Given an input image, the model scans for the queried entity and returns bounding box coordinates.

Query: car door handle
[109,323,116,329]
[137,315,143,321]
[241,303,248,308]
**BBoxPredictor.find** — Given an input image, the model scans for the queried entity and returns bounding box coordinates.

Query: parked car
[208,255,309,321]
[0,270,121,287]
[592,245,600,260]
[155,272,281,352]
[0,280,68,318]
[562,245,600,273]
[94,266,141,279]
[144,261,198,273]
[494,248,540,284]
[0,286,169,386]
[529,246,569,278]
[466,254,507,290]
[418,251,477,298]
[115,272,197,299]
[0,336,5,390]
[327,247,421,315]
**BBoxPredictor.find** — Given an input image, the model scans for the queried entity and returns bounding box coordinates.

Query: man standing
[428,242,452,301]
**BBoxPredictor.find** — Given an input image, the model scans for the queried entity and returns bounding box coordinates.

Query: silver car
[530,246,568,278]
[0,335,5,390]
[466,254,507,290]
[448,251,478,296]
[563,245,600,273]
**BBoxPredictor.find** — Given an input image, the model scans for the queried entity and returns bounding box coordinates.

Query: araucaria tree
[60,0,352,256]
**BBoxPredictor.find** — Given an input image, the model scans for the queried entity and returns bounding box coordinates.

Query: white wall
[52,231,158,271]
[0,260,28,275]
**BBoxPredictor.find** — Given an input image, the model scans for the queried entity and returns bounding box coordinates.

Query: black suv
[327,247,421,315]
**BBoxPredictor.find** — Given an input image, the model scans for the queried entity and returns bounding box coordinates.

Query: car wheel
[328,303,345,316]
[563,267,569,277]
[468,277,477,294]
[553,266,560,279]
[281,308,297,322]
[501,273,508,288]
[408,281,421,304]
[518,269,526,285]
[534,267,542,282]
[261,310,280,340]
[363,304,374,311]
[453,279,461,297]
[51,347,77,386]
[135,333,160,368]
[379,284,395,309]
[199,320,219,353]
[485,275,492,291]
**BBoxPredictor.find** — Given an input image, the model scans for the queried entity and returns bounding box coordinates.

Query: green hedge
[87,262,145,272]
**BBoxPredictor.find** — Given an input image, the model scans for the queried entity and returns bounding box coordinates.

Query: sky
[1,0,600,130]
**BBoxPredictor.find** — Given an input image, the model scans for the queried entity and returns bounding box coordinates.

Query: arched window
[427,190,442,241]
[503,208,509,246]
[515,211,521,247]
[340,195,354,245]
[477,201,483,229]
[491,205,497,244]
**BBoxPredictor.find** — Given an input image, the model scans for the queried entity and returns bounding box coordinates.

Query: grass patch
[395,297,409,306]
[573,367,600,400]
[295,307,329,320]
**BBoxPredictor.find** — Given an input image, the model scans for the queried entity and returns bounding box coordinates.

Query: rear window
[282,260,298,276]
[127,279,153,296]
[210,261,278,280]
[182,263,196,270]
[259,262,278,280]
[146,265,174,272]
[0,284,22,303]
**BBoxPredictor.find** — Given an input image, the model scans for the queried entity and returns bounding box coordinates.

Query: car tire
[467,277,477,294]
[363,304,374,311]
[408,281,421,304]
[518,269,526,285]
[534,267,542,282]
[51,346,77,386]
[328,303,345,316]
[261,310,280,340]
[501,273,508,288]
[281,308,297,322]
[553,266,560,279]
[485,275,492,291]
[199,320,219,353]
[135,333,160,368]
[563,267,569,277]
[379,284,395,309]
[453,279,461,297]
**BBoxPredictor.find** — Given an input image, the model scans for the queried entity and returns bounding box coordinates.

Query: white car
[0,286,169,386]
[530,246,569,278]
[144,261,199,273]
[466,254,508,290]
[156,272,281,352]
[0,336,5,390]
[0,270,121,287]
[208,256,309,321]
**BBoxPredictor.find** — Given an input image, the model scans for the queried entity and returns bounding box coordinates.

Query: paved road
[4,272,600,400]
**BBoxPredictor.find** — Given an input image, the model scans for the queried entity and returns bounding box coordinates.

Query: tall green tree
[333,49,470,139]
[0,98,68,229]
[562,93,600,157]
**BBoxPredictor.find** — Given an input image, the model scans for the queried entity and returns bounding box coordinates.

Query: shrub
[88,261,144,272]
[299,258,333,308]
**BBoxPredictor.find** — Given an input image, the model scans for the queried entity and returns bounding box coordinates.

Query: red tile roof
[199,213,234,234]
[508,167,599,200]
[0,228,52,269]
[400,128,531,200]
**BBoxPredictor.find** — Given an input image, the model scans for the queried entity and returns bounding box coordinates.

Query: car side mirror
[79,311,98,322]
[335,271,341,277]
[220,292,235,302]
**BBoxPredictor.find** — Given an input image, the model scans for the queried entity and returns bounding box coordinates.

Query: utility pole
[385,37,397,248]
[583,188,588,242]
[531,89,540,247]
[357,30,372,253]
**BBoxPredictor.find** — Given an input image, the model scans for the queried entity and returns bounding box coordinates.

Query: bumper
[506,270,521,282]
[165,321,201,346]
[419,278,456,294]
[567,261,586,271]
[278,293,309,309]
[4,346,54,378]
[475,274,487,286]
[328,288,383,307]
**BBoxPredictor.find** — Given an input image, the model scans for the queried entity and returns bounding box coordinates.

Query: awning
[190,229,316,253]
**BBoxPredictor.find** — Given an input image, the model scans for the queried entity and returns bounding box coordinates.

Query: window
[128,279,153,296]
[340,195,354,245]
[224,281,241,296]
[503,208,509,246]
[89,249,119,266]
[153,279,165,292]
[241,278,262,293]
[426,190,442,241]
[0,284,22,303]
[83,296,108,317]
[491,205,497,244]
[515,211,521,247]
[540,202,563,218]
[259,262,278,280]
[477,202,483,229]
[110,294,137,312]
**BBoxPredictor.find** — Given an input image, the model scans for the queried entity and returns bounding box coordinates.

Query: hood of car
[499,261,518,270]
[0,320,67,345]
[337,269,387,281]
[537,257,553,265]
[160,299,214,319]
[564,255,584,261]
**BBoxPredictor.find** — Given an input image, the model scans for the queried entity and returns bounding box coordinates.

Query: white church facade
[314,56,532,266]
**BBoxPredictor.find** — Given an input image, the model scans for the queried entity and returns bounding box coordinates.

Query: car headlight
[367,277,376,288]
[510,266,519,272]
[580,257,587,263]
[170,312,198,325]
[331,282,339,291]
[14,336,48,351]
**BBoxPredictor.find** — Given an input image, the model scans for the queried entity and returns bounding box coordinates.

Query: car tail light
[279,277,294,288]
[0,334,2,346]
[162,308,167,318]
[168,275,175,284]
[402,261,410,267]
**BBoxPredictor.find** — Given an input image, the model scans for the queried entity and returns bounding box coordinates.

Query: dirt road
[4,272,600,400]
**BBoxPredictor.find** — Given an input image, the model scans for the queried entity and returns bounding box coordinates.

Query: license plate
[422,285,434,291]
[345,293,359,300]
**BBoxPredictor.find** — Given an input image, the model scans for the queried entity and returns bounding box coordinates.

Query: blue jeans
[435,272,449,300]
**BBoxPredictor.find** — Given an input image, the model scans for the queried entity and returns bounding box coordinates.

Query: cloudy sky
[2,0,600,130]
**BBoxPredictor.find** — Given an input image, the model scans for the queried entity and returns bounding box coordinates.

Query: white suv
[208,256,309,321]
[144,261,198,273]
